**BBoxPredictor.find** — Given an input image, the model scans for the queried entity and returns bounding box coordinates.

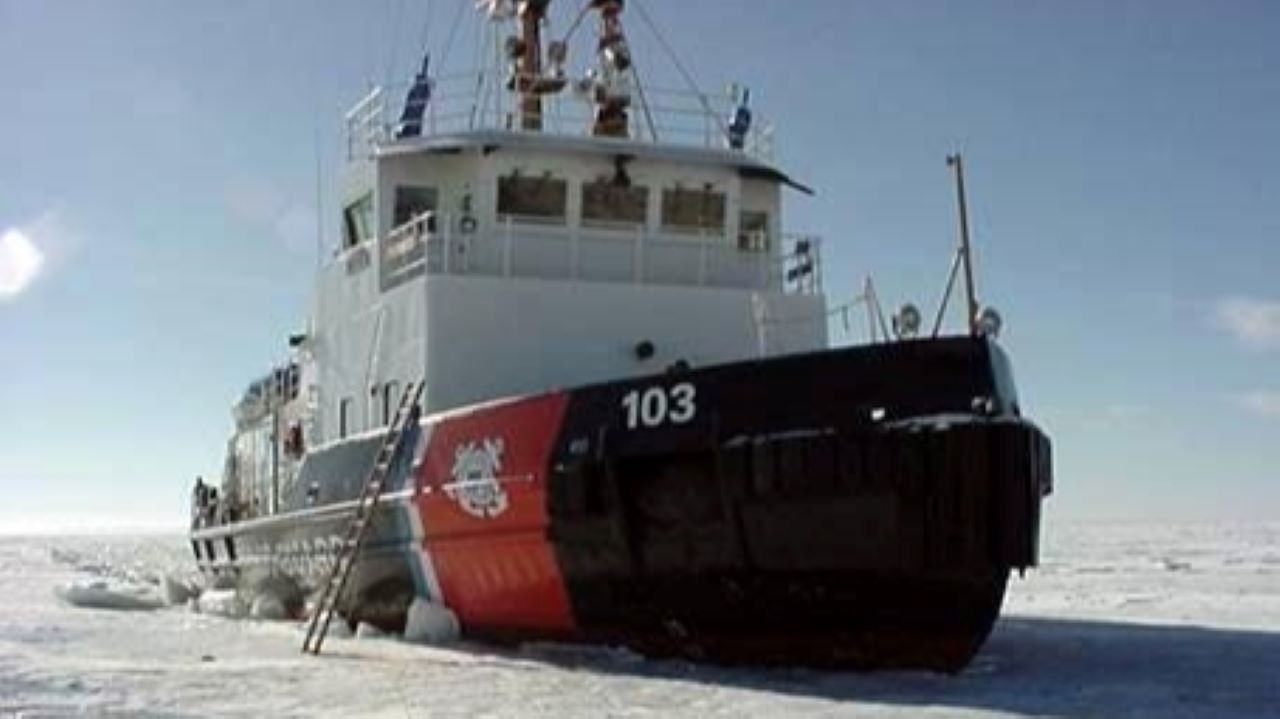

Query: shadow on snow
[520,616,1280,718]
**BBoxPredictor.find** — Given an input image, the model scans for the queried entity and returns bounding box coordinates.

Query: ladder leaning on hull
[302,380,425,655]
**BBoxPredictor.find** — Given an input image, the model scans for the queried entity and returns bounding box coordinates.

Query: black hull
[559,569,1008,671]
[549,410,1049,671]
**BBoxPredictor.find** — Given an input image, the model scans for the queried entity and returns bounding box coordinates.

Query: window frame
[382,381,400,426]
[581,179,649,228]
[660,184,727,236]
[738,209,771,252]
[393,186,438,228]
[338,397,353,439]
[497,172,569,225]
[342,193,375,249]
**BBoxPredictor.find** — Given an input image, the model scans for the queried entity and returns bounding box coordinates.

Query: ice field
[1,521,1278,718]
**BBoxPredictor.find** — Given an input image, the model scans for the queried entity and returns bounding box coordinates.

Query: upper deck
[344,73,776,165]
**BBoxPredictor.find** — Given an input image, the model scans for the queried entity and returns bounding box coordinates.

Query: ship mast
[498,0,635,138]
[590,0,632,138]
[514,0,551,131]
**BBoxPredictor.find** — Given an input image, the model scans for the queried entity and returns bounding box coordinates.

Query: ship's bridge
[335,76,820,297]
[312,80,827,431]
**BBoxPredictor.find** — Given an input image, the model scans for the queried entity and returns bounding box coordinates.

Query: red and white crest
[446,438,508,519]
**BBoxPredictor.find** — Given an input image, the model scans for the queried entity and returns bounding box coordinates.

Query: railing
[375,212,821,295]
[344,86,389,161]
[344,73,776,162]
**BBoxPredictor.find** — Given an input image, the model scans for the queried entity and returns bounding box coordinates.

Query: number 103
[621,383,697,429]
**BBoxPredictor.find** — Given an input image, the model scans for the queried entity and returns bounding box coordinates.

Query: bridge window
[661,185,725,235]
[582,180,648,227]
[738,210,770,251]
[394,186,438,226]
[342,194,375,249]
[498,172,567,223]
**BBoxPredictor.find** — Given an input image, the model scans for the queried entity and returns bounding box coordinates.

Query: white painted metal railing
[344,86,388,161]
[375,212,820,294]
[344,73,776,161]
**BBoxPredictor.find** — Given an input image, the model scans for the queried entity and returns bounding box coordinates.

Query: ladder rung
[302,380,423,656]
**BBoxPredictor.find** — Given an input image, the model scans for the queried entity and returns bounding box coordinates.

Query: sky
[1,0,1277,532]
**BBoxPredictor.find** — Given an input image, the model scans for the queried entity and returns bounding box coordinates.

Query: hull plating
[192,337,1051,671]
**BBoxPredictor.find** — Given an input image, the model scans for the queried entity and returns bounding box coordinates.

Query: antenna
[313,122,325,274]
[946,153,980,336]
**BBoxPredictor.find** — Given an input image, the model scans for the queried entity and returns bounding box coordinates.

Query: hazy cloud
[0,229,45,299]
[1237,391,1280,419]
[0,211,80,301]
[1215,297,1280,351]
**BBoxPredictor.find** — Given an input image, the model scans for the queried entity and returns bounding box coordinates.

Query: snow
[404,598,461,645]
[54,579,165,612]
[2,523,1278,717]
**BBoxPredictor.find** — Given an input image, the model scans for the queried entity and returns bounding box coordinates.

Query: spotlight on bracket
[976,306,1003,339]
[893,303,922,340]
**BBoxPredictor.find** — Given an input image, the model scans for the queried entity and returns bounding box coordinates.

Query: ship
[189,0,1052,672]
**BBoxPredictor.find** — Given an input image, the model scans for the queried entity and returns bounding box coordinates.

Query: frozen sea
[2,522,1278,718]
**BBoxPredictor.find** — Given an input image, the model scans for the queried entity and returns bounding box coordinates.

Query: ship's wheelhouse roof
[373,130,813,195]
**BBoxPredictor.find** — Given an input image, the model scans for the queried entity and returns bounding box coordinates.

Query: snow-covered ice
[2,523,1278,717]
[404,598,461,645]
[54,579,165,612]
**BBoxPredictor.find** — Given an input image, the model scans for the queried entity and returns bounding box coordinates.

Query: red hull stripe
[415,393,575,634]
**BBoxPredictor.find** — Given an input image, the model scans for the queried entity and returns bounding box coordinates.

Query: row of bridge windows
[343,177,770,250]
[496,175,729,235]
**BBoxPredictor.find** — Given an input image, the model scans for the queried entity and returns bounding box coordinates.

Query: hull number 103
[621,383,697,429]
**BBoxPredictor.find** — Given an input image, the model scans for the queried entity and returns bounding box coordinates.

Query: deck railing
[345,73,776,161]
[371,212,820,295]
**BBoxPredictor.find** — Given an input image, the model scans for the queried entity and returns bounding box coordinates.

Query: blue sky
[1,0,1277,532]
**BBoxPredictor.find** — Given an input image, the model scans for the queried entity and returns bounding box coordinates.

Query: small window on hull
[339,398,353,439]
[382,381,400,425]
[498,173,568,223]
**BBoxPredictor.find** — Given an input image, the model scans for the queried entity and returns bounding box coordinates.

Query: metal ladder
[302,380,425,655]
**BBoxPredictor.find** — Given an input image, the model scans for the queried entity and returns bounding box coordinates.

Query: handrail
[344,73,776,161]
[375,212,821,296]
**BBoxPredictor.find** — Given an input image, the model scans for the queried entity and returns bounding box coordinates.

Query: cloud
[0,228,45,299]
[1236,391,1280,419]
[0,211,86,301]
[1214,297,1280,351]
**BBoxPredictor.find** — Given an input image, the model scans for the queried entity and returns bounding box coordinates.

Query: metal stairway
[302,380,424,655]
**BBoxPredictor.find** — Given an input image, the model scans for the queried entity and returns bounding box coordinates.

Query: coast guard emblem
[447,438,508,519]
